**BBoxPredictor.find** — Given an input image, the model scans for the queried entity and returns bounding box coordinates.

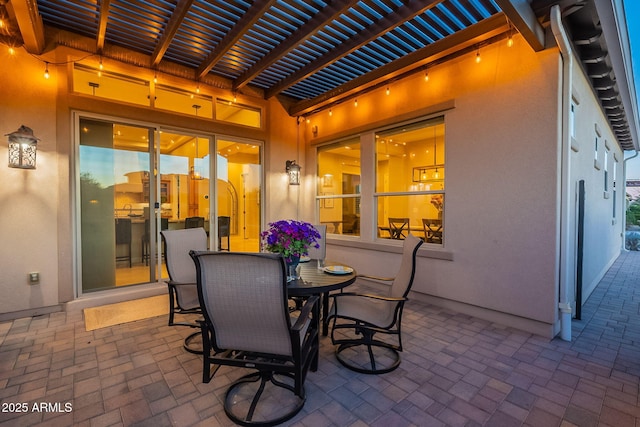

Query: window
[375,117,445,244]
[216,98,262,128]
[317,137,361,235]
[604,148,609,193]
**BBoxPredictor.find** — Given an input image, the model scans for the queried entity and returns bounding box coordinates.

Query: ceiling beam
[232,0,359,92]
[96,0,111,52]
[151,0,194,67]
[289,14,508,116]
[9,0,44,54]
[196,0,277,80]
[264,0,444,99]
[494,0,545,52]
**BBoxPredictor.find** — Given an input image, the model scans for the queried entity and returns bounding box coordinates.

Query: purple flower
[261,220,321,261]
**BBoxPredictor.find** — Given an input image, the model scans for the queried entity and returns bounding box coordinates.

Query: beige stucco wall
[303,37,566,336]
[0,35,625,337]
[0,51,61,316]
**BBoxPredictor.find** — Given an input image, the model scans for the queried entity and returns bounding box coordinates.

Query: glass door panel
[216,138,261,252]
[157,130,211,280]
[79,118,153,292]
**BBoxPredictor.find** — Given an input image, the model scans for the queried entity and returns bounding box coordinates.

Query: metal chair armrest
[356,274,395,282]
[291,296,319,332]
[331,292,406,303]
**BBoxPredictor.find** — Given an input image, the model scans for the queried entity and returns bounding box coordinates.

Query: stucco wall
[569,55,625,304]
[0,52,60,316]
[304,38,566,336]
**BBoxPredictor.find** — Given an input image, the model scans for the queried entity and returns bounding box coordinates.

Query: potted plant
[261,220,321,279]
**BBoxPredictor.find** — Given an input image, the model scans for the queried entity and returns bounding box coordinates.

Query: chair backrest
[161,228,208,284]
[115,218,131,244]
[145,218,169,234]
[307,224,326,261]
[191,251,293,356]
[389,233,423,298]
[218,216,230,237]
[389,217,410,239]
[185,216,205,229]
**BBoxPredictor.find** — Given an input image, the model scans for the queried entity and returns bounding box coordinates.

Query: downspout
[550,4,572,341]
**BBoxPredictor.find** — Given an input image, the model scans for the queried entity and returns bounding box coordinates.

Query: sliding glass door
[77,115,263,293]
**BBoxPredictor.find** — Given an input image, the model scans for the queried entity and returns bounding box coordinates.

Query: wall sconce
[7,125,39,169]
[286,160,301,185]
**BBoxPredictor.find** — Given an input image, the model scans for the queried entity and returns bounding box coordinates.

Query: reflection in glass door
[78,117,262,293]
[156,129,211,281]
[79,118,154,292]
[216,138,262,252]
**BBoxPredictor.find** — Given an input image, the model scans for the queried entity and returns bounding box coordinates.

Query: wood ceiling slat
[264,0,444,99]
[151,0,194,67]
[196,0,276,79]
[233,0,358,91]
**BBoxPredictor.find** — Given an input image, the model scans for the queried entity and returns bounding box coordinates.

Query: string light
[506,18,514,48]
[329,108,332,117]
[8,46,15,56]
[386,86,390,95]
[424,70,429,82]
[475,48,481,63]
[153,70,158,84]
[354,98,358,107]
[44,62,50,79]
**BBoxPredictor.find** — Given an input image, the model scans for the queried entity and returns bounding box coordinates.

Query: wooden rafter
[9,0,44,54]
[232,0,359,91]
[196,0,277,80]
[96,0,111,52]
[494,0,545,52]
[151,0,194,67]
[264,0,444,99]
[289,14,508,116]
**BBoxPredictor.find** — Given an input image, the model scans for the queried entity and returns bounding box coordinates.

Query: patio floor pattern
[1,251,639,426]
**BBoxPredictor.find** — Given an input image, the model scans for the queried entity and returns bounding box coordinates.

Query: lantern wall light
[7,125,39,169]
[285,160,301,185]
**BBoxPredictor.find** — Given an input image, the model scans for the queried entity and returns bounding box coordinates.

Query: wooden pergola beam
[494,0,546,52]
[9,0,45,54]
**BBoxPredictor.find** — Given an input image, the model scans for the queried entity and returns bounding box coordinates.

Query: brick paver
[1,252,640,426]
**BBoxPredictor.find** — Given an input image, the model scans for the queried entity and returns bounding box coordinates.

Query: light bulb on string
[475,49,481,63]
[8,46,15,56]
[153,70,158,84]
[329,108,333,117]
[354,98,358,107]
[386,86,390,96]
[507,34,514,48]
[44,62,50,79]
[425,70,429,82]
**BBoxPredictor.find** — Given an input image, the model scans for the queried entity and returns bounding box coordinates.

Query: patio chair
[142,218,168,265]
[327,233,423,374]
[422,218,443,244]
[191,251,319,426]
[184,216,205,229]
[161,227,207,354]
[115,218,132,267]
[388,217,410,239]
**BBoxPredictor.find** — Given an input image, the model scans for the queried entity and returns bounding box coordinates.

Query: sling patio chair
[191,251,319,426]
[161,227,207,354]
[327,233,423,374]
